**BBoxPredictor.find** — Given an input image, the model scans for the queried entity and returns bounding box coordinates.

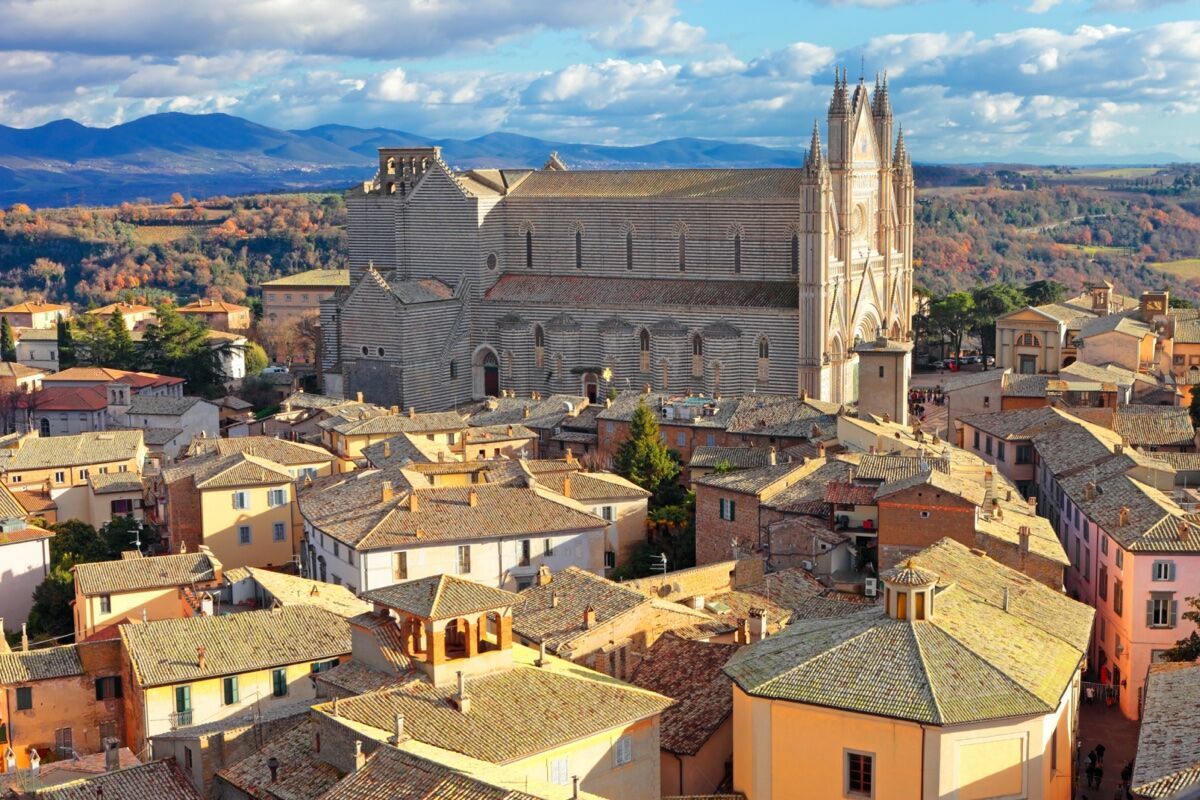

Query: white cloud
[588,0,708,56]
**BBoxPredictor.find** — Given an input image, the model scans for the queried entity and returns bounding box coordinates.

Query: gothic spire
[828,67,848,114]
[894,126,909,165]
[873,71,892,119]
[806,120,824,168]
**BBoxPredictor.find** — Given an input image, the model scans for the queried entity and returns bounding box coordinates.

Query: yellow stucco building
[725,538,1094,800]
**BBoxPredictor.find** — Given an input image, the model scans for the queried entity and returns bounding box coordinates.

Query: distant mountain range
[0,112,807,207]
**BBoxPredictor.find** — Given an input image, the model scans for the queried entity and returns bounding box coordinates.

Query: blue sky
[0,0,1196,162]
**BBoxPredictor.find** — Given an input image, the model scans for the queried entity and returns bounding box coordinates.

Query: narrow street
[1075,699,1140,799]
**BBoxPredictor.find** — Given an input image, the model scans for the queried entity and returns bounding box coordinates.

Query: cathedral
[321,71,915,410]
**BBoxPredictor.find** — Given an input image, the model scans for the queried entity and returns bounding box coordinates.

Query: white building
[117,395,219,461]
[0,517,52,629]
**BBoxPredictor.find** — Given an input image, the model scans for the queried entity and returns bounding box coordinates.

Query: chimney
[1179,521,1191,542]
[454,671,472,714]
[882,412,891,424]
[390,405,399,415]
[437,450,445,463]
[353,740,366,772]
[197,646,207,669]
[565,449,575,464]
[1084,482,1095,501]
[356,392,363,403]
[506,424,513,437]
[573,776,581,800]
[381,481,393,502]
[1118,506,1130,526]
[522,406,531,419]
[561,475,572,499]
[605,397,612,408]
[1114,442,1124,455]
[583,605,597,629]
[551,589,559,607]
[1026,496,1037,512]
[735,618,750,645]
[748,608,768,642]
[537,640,548,667]
[536,564,553,586]
[267,756,279,783]
[21,623,28,652]
[391,713,406,744]
[468,488,478,507]
[1018,526,1031,554]
[1006,489,1013,502]
[984,468,993,485]
[103,737,120,772]
[382,441,391,458]
[408,407,416,419]
[768,447,777,466]
[409,493,419,513]
[1002,587,1010,613]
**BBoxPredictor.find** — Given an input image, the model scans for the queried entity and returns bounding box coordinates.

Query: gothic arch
[472,345,500,399]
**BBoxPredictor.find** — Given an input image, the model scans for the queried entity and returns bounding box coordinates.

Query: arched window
[1016,333,1041,348]
[534,325,545,368]
[733,233,742,273]
[691,334,704,378]
[386,157,396,175]
[639,329,651,372]
[575,229,583,269]
[39,418,50,437]
[692,334,704,357]
[525,229,533,269]
[626,230,634,271]
[757,337,770,383]
[791,233,800,274]
[678,232,687,272]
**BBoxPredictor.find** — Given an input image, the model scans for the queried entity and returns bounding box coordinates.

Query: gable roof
[1112,404,1196,447]
[73,551,219,595]
[126,394,208,416]
[724,538,1093,726]
[505,167,805,200]
[215,717,342,800]
[185,435,337,466]
[0,644,83,684]
[1132,660,1200,799]
[121,606,350,687]
[512,567,648,652]
[320,746,545,800]
[163,451,293,489]
[29,760,202,800]
[362,575,521,620]
[261,268,350,288]
[226,566,370,618]
[3,430,143,470]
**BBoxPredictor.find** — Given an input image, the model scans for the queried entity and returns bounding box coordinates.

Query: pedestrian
[1086,763,1097,788]
[1088,749,1098,768]
[1096,744,1106,767]
[1121,762,1133,799]
[1095,763,1104,788]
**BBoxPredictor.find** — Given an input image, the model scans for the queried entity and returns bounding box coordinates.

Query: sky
[0,0,1197,163]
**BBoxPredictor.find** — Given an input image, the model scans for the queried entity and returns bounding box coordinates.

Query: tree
[26,567,75,640]
[170,192,185,207]
[1162,595,1200,662]
[0,318,15,362]
[1024,280,1067,307]
[1190,390,1200,430]
[614,400,681,506]
[107,310,136,370]
[244,341,268,376]
[56,317,76,369]
[48,519,107,567]
[971,284,1026,365]
[30,257,65,294]
[928,292,975,363]
[100,516,160,556]
[139,306,228,397]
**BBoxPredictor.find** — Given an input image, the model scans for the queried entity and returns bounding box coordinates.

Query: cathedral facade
[322,72,915,410]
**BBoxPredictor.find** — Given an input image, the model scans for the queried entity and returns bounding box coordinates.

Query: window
[458,545,472,574]
[99,594,112,614]
[601,505,614,522]
[1148,595,1177,628]
[549,757,569,785]
[544,538,554,557]
[333,541,340,558]
[16,687,32,710]
[525,229,533,269]
[175,685,192,726]
[919,510,931,519]
[575,228,583,269]
[983,396,991,408]
[706,432,716,446]
[757,337,770,382]
[733,232,742,273]
[692,334,704,378]
[1152,560,1176,581]
[1098,565,1108,601]
[719,498,736,521]
[1116,549,1124,569]
[846,751,874,797]
[677,431,686,446]
[791,233,800,274]
[604,550,616,569]
[486,252,498,271]
[54,727,72,757]
[272,668,288,697]
[54,471,64,483]
[614,735,633,766]
[273,522,287,542]
[973,431,980,449]
[1016,333,1042,348]
[678,232,686,271]
[518,539,531,567]
[110,498,134,516]
[625,230,634,270]
[94,676,122,700]
[534,325,545,368]
[267,488,286,507]
[238,525,252,545]
[79,468,88,480]
[232,491,249,510]
[184,746,193,770]
[393,552,408,581]
[985,436,992,456]
[1101,534,1108,555]
[223,676,239,705]
[639,329,651,372]
[1114,580,1123,615]
[449,360,457,379]
[310,659,339,673]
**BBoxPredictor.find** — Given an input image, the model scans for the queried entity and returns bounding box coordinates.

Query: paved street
[1076,699,1140,799]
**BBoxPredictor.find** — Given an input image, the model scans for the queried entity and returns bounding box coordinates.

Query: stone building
[323,73,914,409]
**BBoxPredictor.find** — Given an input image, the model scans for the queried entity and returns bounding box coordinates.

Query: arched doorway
[473,347,500,398]
[581,372,600,403]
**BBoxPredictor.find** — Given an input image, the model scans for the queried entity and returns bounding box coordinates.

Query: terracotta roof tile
[1132,661,1200,798]
[0,644,82,683]
[513,567,648,652]
[216,718,341,800]
[73,551,217,595]
[320,746,545,800]
[4,430,144,470]
[31,760,202,800]
[363,575,520,621]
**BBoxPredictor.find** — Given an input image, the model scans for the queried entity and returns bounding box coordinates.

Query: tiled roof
[1060,469,1200,553]
[1078,310,1152,339]
[694,462,808,495]
[11,486,56,513]
[178,299,251,314]
[534,471,650,502]
[346,611,413,675]
[1147,452,1200,471]
[875,469,987,507]
[87,301,155,315]
[0,481,28,519]
[0,644,82,683]
[1112,404,1196,447]
[0,301,70,314]
[230,567,370,618]
[959,406,1069,441]
[30,760,202,800]
[88,472,144,494]
[361,433,459,467]
[1000,372,1051,398]
[853,453,950,482]
[1175,318,1200,345]
[151,697,315,741]
[128,426,185,446]
[737,569,876,622]
[1132,660,1200,799]
[723,394,841,437]
[881,562,938,585]
[319,746,545,800]
[759,458,855,514]
[261,268,350,288]
[126,394,206,416]
[314,659,407,696]
[121,606,350,687]
[324,409,465,436]
[0,523,53,545]
[462,423,538,443]
[41,366,183,389]
[316,663,672,764]
[506,168,806,199]
[513,567,648,652]
[689,446,775,470]
[17,385,108,411]
[824,481,878,506]
[216,717,342,800]
[281,391,344,410]
[484,274,799,310]
[0,361,44,379]
[382,275,456,305]
[163,451,293,489]
[185,435,337,466]
[466,394,587,430]
[1060,360,1138,387]
[4,430,143,470]
[73,551,217,595]
[629,635,740,756]
[303,480,603,551]
[362,575,521,620]
[724,539,1093,726]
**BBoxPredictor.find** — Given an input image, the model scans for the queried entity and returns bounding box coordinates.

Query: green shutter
[1146,600,1154,627]
[1171,599,1179,628]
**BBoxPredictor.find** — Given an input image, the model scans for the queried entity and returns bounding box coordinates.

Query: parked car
[985,355,995,366]
[262,365,290,374]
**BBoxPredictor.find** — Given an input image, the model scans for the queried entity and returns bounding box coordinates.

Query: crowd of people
[907,387,945,421]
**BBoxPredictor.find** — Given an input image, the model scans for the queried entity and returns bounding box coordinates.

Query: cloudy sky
[0,0,1197,162]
